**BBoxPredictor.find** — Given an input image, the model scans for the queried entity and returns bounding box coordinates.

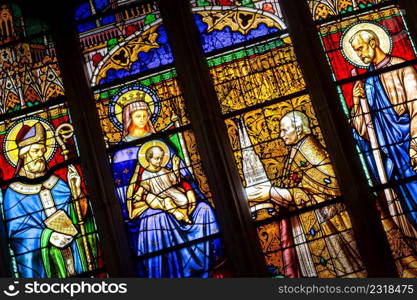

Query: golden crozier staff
[55,123,94,272]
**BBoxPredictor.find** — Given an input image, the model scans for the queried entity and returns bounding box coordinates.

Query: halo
[3,117,57,167]
[341,21,392,69]
[109,85,160,130]
[138,140,170,168]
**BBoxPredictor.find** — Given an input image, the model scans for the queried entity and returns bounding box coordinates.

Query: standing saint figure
[348,28,417,231]
[248,111,364,277]
[2,122,98,278]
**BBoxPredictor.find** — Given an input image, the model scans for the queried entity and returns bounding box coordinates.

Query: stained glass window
[308,0,417,277]
[309,0,387,21]
[76,0,227,278]
[0,3,104,278]
[3,0,417,279]
[190,0,366,277]
[0,6,63,114]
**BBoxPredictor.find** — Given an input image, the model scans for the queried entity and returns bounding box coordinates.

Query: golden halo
[114,90,155,126]
[341,21,392,69]
[138,140,170,168]
[4,118,57,167]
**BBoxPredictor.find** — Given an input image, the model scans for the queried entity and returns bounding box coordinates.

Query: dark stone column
[33,1,136,277]
[158,0,268,277]
[0,216,12,277]
[279,0,397,277]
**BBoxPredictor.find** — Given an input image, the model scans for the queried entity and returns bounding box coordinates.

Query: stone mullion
[158,0,269,277]
[37,0,137,277]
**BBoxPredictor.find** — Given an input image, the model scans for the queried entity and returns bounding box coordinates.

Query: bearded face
[21,144,47,174]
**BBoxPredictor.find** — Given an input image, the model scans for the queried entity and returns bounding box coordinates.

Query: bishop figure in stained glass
[2,120,98,278]
[247,111,364,277]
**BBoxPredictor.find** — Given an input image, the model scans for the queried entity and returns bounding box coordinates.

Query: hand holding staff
[56,123,94,272]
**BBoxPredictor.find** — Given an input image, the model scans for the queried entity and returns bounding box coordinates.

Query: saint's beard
[24,157,47,174]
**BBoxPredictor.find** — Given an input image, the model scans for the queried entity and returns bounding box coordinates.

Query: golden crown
[120,90,147,107]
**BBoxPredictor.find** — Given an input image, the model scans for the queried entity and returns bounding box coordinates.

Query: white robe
[141,168,188,207]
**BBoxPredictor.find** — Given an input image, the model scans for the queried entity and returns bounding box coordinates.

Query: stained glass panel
[75,0,143,24]
[1,190,103,278]
[93,71,190,147]
[81,0,288,87]
[0,4,62,114]
[310,0,417,277]
[0,34,63,113]
[209,38,305,113]
[76,0,227,277]
[78,1,172,87]
[192,1,365,277]
[136,237,224,278]
[258,203,366,278]
[379,186,417,277]
[190,0,286,54]
[0,3,49,44]
[0,106,104,278]
[226,95,336,218]
[308,0,388,21]
[110,130,224,277]
[0,3,104,278]
[318,6,416,82]
[0,104,79,181]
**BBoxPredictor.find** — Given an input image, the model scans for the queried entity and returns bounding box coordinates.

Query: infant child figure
[134,145,196,224]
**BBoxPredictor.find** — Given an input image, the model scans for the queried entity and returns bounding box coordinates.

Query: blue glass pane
[77,22,96,33]
[75,3,92,21]
[194,13,281,54]
[102,14,116,25]
[94,0,109,10]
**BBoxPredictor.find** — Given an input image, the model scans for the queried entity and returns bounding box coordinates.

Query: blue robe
[112,141,223,278]
[3,176,85,278]
[353,64,417,228]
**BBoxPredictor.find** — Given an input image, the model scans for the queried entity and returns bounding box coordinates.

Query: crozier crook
[55,123,94,271]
